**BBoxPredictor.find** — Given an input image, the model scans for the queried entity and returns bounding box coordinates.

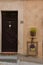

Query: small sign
[20,21,23,24]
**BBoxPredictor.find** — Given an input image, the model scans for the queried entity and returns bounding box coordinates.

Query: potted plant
[30,27,36,36]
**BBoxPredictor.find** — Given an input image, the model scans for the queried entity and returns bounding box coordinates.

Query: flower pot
[30,31,36,36]
[30,28,36,36]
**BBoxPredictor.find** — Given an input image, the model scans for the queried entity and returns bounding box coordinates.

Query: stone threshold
[0,53,43,64]
[0,52,17,56]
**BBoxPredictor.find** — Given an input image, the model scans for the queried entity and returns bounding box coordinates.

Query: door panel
[1,11,18,52]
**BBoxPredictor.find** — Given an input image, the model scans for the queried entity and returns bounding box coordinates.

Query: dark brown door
[1,11,18,52]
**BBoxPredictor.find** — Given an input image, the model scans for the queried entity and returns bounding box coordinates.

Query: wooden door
[1,11,18,52]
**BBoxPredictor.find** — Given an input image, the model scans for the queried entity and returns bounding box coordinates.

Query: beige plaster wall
[0,1,24,54]
[23,1,43,58]
[0,0,43,58]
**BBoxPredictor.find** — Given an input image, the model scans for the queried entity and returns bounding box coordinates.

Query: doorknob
[9,24,11,28]
[8,21,11,28]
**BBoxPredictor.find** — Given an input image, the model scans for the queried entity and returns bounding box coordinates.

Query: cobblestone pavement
[0,61,43,65]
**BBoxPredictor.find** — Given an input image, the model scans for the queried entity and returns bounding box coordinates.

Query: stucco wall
[0,1,24,54]
[0,1,43,58]
[23,1,43,58]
